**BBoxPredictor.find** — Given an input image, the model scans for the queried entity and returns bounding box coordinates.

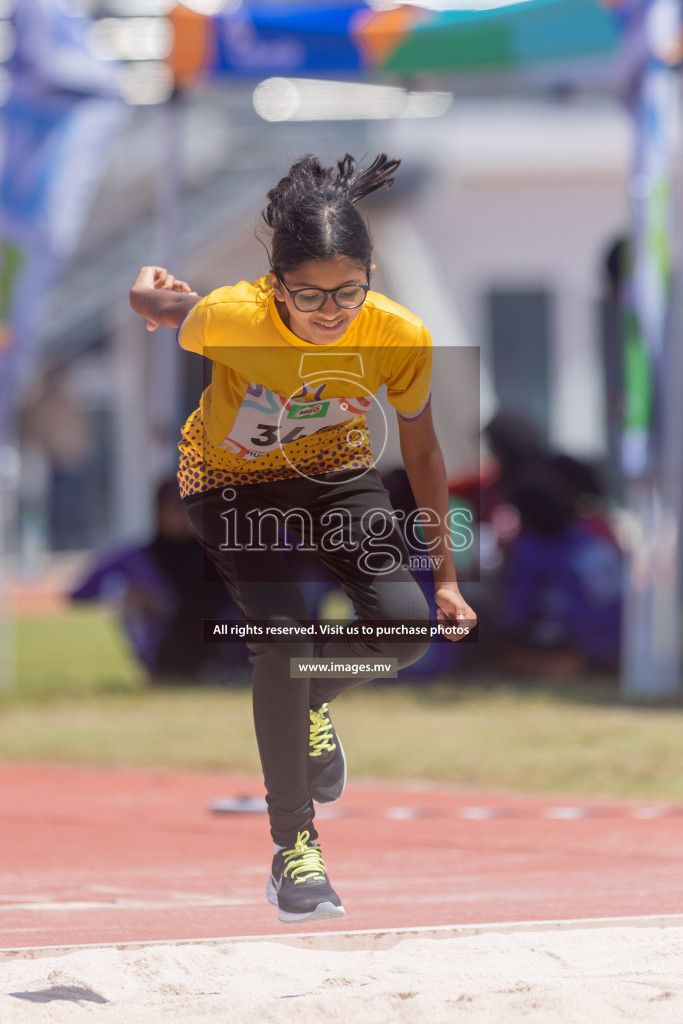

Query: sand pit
[3,921,683,1023]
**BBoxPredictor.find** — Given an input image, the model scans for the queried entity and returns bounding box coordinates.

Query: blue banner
[212,3,364,75]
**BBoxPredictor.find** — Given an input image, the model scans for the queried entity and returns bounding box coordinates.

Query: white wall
[377,97,632,458]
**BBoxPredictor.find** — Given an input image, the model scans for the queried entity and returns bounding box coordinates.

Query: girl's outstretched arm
[397,404,477,639]
[130,265,200,331]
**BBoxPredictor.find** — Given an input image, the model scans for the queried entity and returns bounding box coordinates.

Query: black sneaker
[308,703,346,804]
[266,830,345,924]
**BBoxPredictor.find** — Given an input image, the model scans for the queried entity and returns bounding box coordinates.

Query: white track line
[4,913,683,961]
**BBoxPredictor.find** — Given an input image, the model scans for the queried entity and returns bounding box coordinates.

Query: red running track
[1,763,683,950]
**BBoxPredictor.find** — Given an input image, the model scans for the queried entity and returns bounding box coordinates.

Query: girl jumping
[130,153,477,925]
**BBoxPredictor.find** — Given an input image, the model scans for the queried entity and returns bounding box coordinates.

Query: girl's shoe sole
[266,877,346,923]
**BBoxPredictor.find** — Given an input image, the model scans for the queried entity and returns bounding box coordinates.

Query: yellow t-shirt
[177,276,432,497]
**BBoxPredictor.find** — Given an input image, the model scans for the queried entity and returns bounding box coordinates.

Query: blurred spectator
[498,460,622,674]
[549,453,619,545]
[446,409,547,668]
[71,479,248,684]
[480,410,547,528]
[449,409,547,575]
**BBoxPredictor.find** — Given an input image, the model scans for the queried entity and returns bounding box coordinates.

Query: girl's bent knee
[396,637,431,670]
[373,581,430,626]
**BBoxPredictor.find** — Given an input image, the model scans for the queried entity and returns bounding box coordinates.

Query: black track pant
[184,468,430,846]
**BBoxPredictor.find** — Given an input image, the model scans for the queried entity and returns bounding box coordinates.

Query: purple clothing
[71,538,241,677]
[71,545,175,671]
[502,524,622,666]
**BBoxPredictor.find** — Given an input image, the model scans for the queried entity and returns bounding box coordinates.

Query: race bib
[219,382,372,460]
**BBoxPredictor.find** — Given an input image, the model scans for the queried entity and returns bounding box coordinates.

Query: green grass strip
[5,609,683,802]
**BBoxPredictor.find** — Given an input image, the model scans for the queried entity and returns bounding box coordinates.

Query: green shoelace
[282,831,326,884]
[309,704,336,757]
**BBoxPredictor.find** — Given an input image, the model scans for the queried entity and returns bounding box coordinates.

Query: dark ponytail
[262,153,400,276]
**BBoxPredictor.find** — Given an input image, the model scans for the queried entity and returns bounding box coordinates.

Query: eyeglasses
[275,274,370,313]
